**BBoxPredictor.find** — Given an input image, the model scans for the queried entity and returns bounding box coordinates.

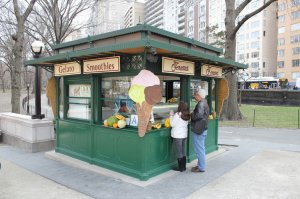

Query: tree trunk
[222,0,243,120]
[11,22,25,113]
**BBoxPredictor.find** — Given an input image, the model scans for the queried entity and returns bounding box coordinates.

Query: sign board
[201,64,223,78]
[69,84,91,97]
[54,62,81,76]
[83,56,120,74]
[162,57,195,75]
[130,115,138,127]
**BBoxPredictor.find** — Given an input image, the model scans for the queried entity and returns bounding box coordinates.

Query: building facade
[235,0,277,78]
[277,0,300,84]
[88,0,135,35]
[145,0,183,34]
[124,2,145,28]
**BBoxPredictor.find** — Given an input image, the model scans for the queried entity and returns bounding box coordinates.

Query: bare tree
[27,0,92,56]
[0,0,37,113]
[221,0,278,120]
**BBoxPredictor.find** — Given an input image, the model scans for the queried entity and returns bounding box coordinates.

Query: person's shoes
[191,166,205,172]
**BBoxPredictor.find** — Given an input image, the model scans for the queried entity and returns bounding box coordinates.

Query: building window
[278,15,285,22]
[291,10,300,20]
[251,72,259,77]
[251,41,259,49]
[291,0,300,7]
[263,62,265,68]
[277,49,285,57]
[251,31,260,39]
[238,54,245,60]
[292,72,300,79]
[251,62,259,68]
[292,59,300,67]
[278,38,285,45]
[67,84,91,120]
[278,27,285,34]
[251,52,259,58]
[277,72,285,78]
[293,47,300,55]
[251,21,260,28]
[278,3,286,11]
[291,34,300,43]
[291,23,300,31]
[277,61,284,68]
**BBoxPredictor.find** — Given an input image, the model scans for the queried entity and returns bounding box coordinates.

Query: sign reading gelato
[201,64,223,78]
[162,57,195,75]
[83,56,120,74]
[54,62,81,76]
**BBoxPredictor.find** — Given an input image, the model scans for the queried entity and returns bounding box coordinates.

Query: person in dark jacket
[190,88,209,172]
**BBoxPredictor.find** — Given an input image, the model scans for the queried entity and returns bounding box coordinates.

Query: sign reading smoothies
[54,62,81,76]
[162,57,195,75]
[201,64,223,78]
[83,56,120,74]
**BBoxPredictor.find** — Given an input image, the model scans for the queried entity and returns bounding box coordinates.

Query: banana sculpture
[152,122,162,129]
[115,113,126,120]
[167,98,177,103]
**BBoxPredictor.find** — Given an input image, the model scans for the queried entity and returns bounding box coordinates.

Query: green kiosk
[25,24,246,180]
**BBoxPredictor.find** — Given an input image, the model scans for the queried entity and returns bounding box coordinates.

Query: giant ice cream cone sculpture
[129,70,162,137]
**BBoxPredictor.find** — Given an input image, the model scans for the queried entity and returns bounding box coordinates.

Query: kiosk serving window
[100,76,135,120]
[67,84,91,120]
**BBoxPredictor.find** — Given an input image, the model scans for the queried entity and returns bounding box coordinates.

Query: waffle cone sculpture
[129,70,162,137]
[46,76,56,117]
[214,78,229,116]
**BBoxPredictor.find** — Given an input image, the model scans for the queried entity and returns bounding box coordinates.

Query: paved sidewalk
[0,127,300,199]
[0,157,92,199]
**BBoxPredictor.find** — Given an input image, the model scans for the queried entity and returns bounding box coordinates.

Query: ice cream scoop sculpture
[129,70,162,137]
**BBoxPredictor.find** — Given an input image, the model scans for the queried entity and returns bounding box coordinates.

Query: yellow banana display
[115,113,126,120]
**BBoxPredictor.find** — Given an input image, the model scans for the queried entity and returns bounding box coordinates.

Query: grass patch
[219,104,300,129]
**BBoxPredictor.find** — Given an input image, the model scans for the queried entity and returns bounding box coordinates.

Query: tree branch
[230,0,278,38]
[235,0,252,18]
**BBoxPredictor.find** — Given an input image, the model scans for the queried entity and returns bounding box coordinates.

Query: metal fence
[219,108,300,129]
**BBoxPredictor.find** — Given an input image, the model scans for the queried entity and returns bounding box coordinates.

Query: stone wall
[0,113,55,152]
[239,90,300,106]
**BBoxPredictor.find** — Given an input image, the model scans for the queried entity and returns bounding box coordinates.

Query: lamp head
[31,40,44,57]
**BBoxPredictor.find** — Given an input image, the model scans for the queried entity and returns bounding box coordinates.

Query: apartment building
[124,2,145,28]
[88,0,135,35]
[235,0,277,78]
[277,0,300,84]
[145,0,183,34]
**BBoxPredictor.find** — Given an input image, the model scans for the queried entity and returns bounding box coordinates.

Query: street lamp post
[31,40,45,119]
[27,83,30,114]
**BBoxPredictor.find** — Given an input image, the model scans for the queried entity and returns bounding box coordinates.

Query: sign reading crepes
[162,57,195,75]
[201,64,223,78]
[83,56,120,74]
[54,62,81,76]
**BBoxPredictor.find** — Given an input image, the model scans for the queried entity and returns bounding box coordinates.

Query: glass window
[277,72,285,78]
[278,27,285,34]
[277,49,285,57]
[278,15,285,22]
[291,11,300,20]
[291,0,300,7]
[277,61,285,68]
[292,59,300,67]
[251,62,259,68]
[291,34,300,43]
[67,84,91,120]
[251,31,260,39]
[100,76,134,121]
[251,41,259,49]
[278,3,286,11]
[292,72,300,79]
[291,23,300,31]
[292,47,300,55]
[251,52,259,58]
[251,21,260,28]
[278,38,285,45]
[190,79,209,111]
[152,76,180,124]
